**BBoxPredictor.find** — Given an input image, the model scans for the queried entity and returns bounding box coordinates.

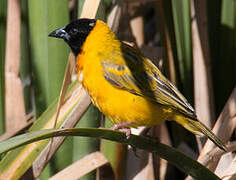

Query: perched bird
[49,18,226,151]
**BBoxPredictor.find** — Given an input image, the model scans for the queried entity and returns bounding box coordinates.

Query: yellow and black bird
[49,18,226,151]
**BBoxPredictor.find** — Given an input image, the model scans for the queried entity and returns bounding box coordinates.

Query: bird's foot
[118,128,131,138]
[110,122,134,138]
[111,122,140,157]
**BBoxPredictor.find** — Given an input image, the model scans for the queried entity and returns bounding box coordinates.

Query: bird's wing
[101,43,196,118]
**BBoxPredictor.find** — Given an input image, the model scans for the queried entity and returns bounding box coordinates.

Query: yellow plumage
[77,21,173,127]
[49,19,226,151]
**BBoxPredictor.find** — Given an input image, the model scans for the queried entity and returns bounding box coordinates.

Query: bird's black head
[49,18,96,56]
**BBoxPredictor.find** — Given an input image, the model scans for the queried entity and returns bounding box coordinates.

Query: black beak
[48,27,70,41]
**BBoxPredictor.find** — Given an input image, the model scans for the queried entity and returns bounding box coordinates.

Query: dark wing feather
[101,43,196,118]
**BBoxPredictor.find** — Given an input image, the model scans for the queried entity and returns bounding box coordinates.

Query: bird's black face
[49,18,96,56]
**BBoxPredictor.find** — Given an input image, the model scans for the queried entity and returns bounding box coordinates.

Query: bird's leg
[110,122,134,138]
[111,122,140,156]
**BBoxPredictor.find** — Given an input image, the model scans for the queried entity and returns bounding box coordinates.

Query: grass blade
[0,0,7,134]
[171,0,192,99]
[50,152,108,180]
[0,128,221,180]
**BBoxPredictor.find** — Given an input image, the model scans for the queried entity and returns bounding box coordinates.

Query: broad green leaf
[0,128,221,180]
[28,0,69,116]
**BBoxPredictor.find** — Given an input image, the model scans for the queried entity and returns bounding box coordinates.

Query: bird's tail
[175,116,226,151]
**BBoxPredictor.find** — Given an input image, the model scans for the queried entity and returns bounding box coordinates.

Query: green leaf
[20,0,31,112]
[0,128,220,180]
[28,0,69,116]
[0,0,7,134]
[170,0,195,148]
[171,0,193,100]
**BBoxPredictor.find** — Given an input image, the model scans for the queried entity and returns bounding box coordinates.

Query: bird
[49,18,226,151]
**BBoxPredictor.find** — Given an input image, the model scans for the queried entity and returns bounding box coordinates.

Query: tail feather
[175,117,227,151]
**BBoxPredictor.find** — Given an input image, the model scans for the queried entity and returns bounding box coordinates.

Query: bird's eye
[70,28,78,36]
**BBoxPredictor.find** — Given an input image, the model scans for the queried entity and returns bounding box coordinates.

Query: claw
[110,122,134,139]
[119,128,131,139]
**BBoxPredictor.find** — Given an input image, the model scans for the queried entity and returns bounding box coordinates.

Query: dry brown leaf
[220,155,236,180]
[191,0,215,134]
[53,52,75,128]
[107,2,122,33]
[5,0,27,134]
[198,87,236,169]
[199,141,236,169]
[0,113,34,142]
[49,152,108,180]
[80,0,101,19]
[130,16,144,47]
